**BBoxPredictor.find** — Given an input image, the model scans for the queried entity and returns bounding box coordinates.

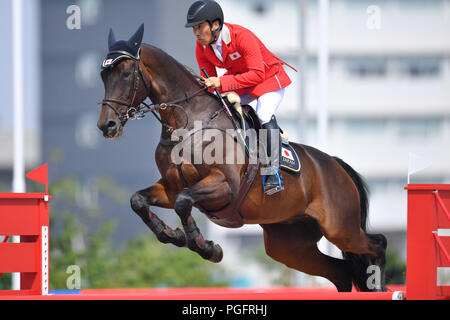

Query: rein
[98,50,250,155]
[98,49,247,152]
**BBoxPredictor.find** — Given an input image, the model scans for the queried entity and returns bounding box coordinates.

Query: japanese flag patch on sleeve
[229,51,241,61]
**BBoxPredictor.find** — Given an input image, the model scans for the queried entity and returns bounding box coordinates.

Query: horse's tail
[333,156,372,291]
[333,157,368,231]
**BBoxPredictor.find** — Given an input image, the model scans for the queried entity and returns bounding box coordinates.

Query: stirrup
[262,167,284,195]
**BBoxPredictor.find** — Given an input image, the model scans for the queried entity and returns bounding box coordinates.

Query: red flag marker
[26,163,48,194]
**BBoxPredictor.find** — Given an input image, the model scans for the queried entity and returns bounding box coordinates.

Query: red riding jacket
[195,22,294,97]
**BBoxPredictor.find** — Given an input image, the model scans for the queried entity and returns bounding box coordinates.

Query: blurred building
[39,0,198,242]
[0,0,41,191]
[207,0,450,286]
[1,0,449,288]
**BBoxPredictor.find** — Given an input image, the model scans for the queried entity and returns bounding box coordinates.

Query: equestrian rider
[185,0,294,195]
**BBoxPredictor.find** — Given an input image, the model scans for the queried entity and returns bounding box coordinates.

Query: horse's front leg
[174,169,232,263]
[130,179,186,247]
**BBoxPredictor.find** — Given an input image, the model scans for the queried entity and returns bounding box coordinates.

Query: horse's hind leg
[262,218,353,292]
[327,227,387,292]
[366,233,387,290]
[130,179,186,247]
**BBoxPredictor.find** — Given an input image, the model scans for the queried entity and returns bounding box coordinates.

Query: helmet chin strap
[209,24,220,44]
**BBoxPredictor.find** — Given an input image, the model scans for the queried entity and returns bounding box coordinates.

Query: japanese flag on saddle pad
[279,144,301,173]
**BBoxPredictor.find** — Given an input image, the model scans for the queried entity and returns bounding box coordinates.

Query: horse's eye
[123,71,131,78]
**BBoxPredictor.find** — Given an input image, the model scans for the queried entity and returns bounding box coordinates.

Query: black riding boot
[261,115,284,195]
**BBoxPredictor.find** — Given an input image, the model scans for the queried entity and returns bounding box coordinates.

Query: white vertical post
[298,0,308,143]
[317,0,333,283]
[318,0,329,151]
[296,0,309,287]
[41,226,49,295]
[12,0,25,291]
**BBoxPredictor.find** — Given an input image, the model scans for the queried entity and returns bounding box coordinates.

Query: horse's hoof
[208,243,223,263]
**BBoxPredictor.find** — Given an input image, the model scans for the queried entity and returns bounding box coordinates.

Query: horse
[97,24,387,292]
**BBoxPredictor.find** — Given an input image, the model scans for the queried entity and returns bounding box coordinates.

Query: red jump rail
[405,184,450,300]
[0,193,50,296]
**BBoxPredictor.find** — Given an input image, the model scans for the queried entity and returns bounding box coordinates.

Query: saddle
[196,93,301,228]
[221,92,301,174]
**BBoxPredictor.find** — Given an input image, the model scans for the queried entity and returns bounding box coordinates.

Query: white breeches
[240,88,285,125]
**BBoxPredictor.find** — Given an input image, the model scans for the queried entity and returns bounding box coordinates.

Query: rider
[185,0,294,195]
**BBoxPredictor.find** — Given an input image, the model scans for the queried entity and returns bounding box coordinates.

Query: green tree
[248,244,406,286]
[0,271,11,289]
[47,175,230,290]
[249,245,297,286]
[385,248,406,284]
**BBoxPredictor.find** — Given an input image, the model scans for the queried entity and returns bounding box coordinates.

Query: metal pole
[318,0,329,151]
[317,0,332,282]
[296,0,309,287]
[298,0,308,143]
[12,0,25,290]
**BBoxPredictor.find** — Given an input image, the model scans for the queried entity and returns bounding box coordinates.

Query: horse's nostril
[108,121,117,128]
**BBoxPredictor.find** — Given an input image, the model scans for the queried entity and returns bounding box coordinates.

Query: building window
[346,58,387,78]
[78,0,102,26]
[367,178,402,194]
[75,178,99,210]
[344,118,387,136]
[252,1,267,15]
[74,111,101,149]
[395,57,441,78]
[75,52,102,88]
[396,0,441,11]
[344,0,388,10]
[395,118,442,140]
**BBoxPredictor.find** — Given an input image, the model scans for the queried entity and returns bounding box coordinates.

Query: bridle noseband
[98,50,208,130]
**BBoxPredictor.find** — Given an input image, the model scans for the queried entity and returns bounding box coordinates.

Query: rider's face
[192,21,219,46]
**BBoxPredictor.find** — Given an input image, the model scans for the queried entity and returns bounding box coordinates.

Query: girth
[176,161,260,228]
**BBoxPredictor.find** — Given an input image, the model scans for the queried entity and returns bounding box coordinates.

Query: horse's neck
[144,49,220,120]
[144,48,199,103]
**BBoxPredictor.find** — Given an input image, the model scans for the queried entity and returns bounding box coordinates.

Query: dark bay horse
[97,25,387,292]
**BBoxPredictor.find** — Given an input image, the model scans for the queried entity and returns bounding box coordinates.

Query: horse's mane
[141,43,204,86]
[141,43,225,108]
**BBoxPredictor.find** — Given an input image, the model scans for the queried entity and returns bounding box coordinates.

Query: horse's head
[97,24,147,138]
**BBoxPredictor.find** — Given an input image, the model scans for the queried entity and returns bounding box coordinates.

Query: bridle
[99,50,149,123]
[98,49,208,130]
[99,48,250,155]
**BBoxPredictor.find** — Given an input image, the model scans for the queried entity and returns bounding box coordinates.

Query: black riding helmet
[185,0,224,41]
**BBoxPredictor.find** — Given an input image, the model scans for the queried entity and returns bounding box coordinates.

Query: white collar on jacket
[221,24,231,45]
[210,31,223,61]
[202,23,231,49]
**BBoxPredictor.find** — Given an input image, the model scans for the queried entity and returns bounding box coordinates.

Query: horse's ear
[128,23,144,49]
[108,28,116,50]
